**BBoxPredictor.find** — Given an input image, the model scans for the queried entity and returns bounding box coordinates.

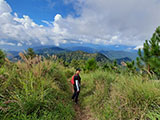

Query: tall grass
[0,54,75,120]
[80,70,160,120]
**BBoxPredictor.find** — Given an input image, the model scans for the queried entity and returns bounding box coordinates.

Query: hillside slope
[100,50,138,60]
[57,51,110,63]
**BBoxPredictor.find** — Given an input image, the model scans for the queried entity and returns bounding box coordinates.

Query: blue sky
[6,0,77,25]
[1,0,160,51]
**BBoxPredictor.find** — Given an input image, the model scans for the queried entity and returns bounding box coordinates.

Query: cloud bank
[1,0,160,49]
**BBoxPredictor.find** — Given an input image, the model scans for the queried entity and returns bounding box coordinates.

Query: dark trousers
[72,86,80,103]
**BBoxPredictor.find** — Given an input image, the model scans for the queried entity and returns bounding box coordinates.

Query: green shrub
[85,58,98,71]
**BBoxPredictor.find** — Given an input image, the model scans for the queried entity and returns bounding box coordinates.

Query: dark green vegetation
[137,26,160,78]
[116,57,132,65]
[57,51,110,63]
[1,26,160,120]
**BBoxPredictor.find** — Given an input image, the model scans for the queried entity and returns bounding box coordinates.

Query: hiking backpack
[70,75,75,85]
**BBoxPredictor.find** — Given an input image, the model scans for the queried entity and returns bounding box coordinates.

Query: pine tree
[126,61,136,73]
[137,26,160,76]
[25,48,36,59]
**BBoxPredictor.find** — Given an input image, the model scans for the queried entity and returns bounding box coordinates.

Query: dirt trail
[74,104,97,120]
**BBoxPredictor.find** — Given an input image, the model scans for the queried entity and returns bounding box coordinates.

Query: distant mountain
[57,51,110,63]
[5,44,139,64]
[35,46,70,55]
[116,57,132,65]
[100,50,138,60]
[60,43,137,52]
[33,45,56,51]
[65,46,98,53]
[5,51,19,61]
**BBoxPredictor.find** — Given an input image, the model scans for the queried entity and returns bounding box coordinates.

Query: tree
[126,61,136,73]
[69,59,85,69]
[85,58,98,71]
[70,59,79,68]
[0,49,5,66]
[25,48,36,59]
[137,26,160,76]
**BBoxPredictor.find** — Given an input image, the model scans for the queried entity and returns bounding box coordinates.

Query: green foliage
[64,68,74,79]
[126,60,136,73]
[113,60,117,67]
[0,49,5,66]
[136,57,143,70]
[102,62,112,70]
[137,26,160,77]
[85,58,98,71]
[25,48,36,59]
[57,51,110,64]
[147,105,160,120]
[70,59,83,69]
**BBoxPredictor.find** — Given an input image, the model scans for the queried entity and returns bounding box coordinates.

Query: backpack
[70,75,75,85]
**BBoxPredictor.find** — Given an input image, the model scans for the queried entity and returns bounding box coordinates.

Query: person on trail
[71,68,81,104]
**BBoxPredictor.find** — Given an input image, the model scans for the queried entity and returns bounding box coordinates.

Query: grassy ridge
[1,52,160,120]
[0,56,75,120]
[80,70,160,120]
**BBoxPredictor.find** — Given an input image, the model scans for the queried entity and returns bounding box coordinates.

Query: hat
[76,68,81,71]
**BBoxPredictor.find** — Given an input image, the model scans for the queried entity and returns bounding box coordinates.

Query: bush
[85,58,98,71]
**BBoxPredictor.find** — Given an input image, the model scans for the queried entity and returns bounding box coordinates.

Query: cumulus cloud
[0,41,15,46]
[1,0,160,49]
[61,0,160,47]
[0,0,68,47]
[134,45,143,50]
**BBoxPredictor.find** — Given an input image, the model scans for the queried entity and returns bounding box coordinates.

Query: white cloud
[134,45,143,50]
[0,41,15,46]
[0,0,69,47]
[17,43,23,47]
[61,0,160,46]
[0,0,12,14]
[0,0,160,48]
[112,36,118,40]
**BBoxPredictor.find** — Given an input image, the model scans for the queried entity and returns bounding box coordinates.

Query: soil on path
[74,104,97,120]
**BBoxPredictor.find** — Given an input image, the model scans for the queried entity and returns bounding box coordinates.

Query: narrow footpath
[68,78,97,120]
[74,104,97,120]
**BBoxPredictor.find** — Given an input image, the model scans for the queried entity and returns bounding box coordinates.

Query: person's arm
[75,80,79,91]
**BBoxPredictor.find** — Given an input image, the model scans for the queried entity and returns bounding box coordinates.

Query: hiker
[71,68,81,104]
